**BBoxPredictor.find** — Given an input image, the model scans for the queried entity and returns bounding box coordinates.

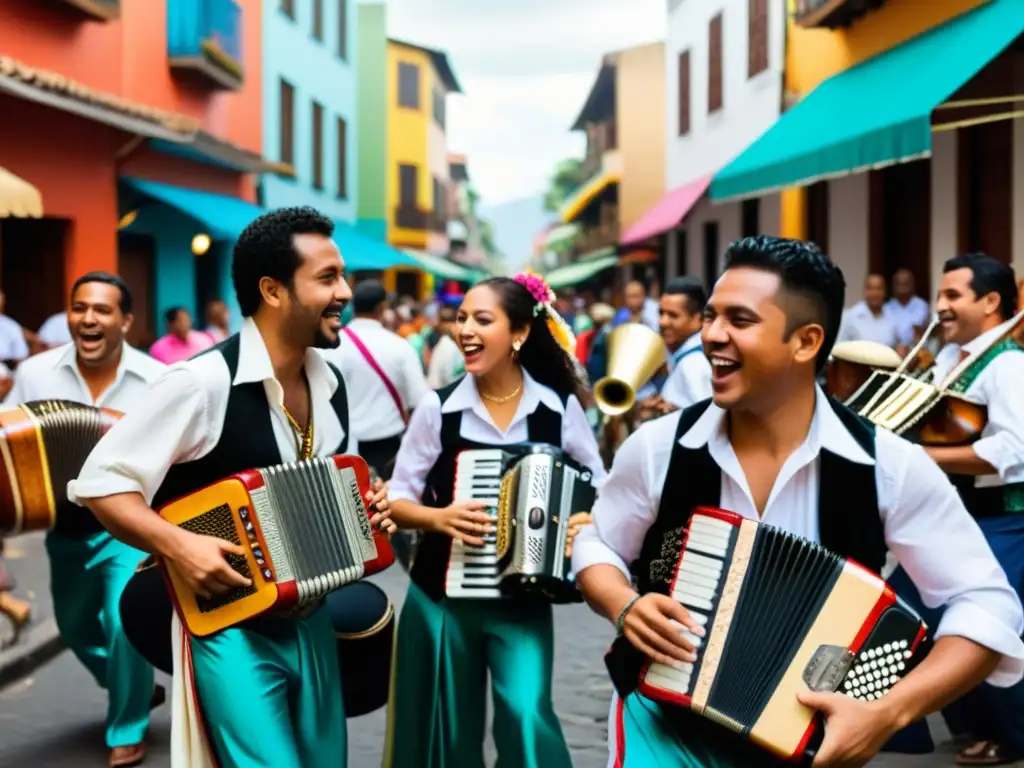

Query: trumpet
[592,323,667,417]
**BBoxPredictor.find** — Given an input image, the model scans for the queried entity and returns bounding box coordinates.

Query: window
[708,13,723,113]
[280,0,294,19]
[312,101,324,190]
[742,198,760,237]
[337,0,348,59]
[677,50,691,136]
[748,0,768,78]
[432,88,446,129]
[279,79,295,166]
[432,176,445,225]
[703,221,720,286]
[312,0,323,41]
[399,164,418,207]
[336,117,348,199]
[398,62,420,109]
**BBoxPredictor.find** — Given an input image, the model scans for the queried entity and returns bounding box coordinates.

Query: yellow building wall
[386,42,433,250]
[779,0,990,238]
[616,42,666,231]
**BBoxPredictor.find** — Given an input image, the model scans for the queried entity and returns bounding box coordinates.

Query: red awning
[619,174,712,247]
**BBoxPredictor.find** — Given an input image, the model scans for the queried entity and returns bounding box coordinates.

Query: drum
[119,558,395,717]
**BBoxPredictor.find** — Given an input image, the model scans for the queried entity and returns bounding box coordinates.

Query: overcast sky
[376,0,665,207]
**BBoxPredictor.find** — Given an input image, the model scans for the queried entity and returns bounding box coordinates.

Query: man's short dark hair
[438,304,457,323]
[232,206,335,317]
[352,280,388,315]
[723,235,846,372]
[70,271,133,316]
[165,306,187,326]
[663,276,707,315]
[943,252,1017,321]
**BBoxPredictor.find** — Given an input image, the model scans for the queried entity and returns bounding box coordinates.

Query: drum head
[326,581,395,718]
[119,563,174,675]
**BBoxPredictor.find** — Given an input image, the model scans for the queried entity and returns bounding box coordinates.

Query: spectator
[837,273,901,350]
[425,304,464,389]
[203,299,231,343]
[149,307,215,364]
[885,268,931,346]
[0,290,29,365]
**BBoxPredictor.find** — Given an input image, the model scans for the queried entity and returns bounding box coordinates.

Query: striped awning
[0,166,43,218]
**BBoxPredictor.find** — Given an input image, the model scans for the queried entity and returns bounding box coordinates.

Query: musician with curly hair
[383,273,606,768]
[573,236,1024,768]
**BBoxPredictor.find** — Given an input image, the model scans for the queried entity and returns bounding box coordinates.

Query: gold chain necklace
[479,382,523,404]
[281,384,314,460]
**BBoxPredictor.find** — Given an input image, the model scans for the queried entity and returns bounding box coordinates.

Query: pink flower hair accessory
[514,270,555,313]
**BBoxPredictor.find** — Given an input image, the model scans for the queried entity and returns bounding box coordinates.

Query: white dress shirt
[0,314,28,361]
[929,318,1024,489]
[661,332,712,409]
[426,333,464,390]
[68,318,356,507]
[573,386,1024,688]
[2,341,165,410]
[837,301,901,348]
[388,370,607,505]
[319,317,430,443]
[884,296,931,345]
[37,312,73,347]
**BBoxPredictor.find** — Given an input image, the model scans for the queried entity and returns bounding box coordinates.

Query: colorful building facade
[261,0,358,221]
[0,0,275,348]
[356,1,387,243]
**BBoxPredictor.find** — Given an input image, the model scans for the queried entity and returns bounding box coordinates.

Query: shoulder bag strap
[341,327,408,425]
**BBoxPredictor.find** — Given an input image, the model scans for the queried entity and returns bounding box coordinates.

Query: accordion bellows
[0,400,121,536]
[158,454,394,636]
[639,507,929,761]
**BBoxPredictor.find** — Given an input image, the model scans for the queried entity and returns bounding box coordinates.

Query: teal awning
[121,177,416,271]
[543,253,619,290]
[711,0,1024,202]
[405,250,475,281]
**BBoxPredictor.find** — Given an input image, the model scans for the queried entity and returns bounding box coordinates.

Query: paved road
[0,556,1013,767]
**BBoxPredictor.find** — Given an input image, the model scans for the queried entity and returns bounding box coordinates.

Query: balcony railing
[572,218,620,258]
[793,0,889,29]
[395,206,429,231]
[59,0,120,21]
[167,0,243,91]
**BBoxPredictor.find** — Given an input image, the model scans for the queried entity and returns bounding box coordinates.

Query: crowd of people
[0,205,1023,768]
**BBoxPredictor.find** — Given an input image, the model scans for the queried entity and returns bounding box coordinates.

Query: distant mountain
[477,195,553,273]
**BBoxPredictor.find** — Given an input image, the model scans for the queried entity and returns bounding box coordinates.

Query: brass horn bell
[593,322,668,417]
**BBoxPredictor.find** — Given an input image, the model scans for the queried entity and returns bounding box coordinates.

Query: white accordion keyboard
[446,449,504,599]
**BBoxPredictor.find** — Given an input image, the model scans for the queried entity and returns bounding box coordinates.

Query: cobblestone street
[0,547,1016,767]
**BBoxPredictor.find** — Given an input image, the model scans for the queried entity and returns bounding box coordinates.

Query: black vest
[408,377,567,602]
[151,334,350,510]
[605,397,886,765]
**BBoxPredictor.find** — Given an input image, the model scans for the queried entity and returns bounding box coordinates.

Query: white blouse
[388,370,607,505]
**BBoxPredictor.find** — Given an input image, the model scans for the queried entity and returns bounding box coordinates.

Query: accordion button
[262,568,273,580]
[245,521,255,532]
[253,548,264,560]
[239,507,250,519]
[528,507,545,530]
[256,559,266,567]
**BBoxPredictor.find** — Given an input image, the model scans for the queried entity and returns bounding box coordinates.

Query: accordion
[158,454,394,636]
[0,400,121,536]
[637,507,929,761]
[447,444,595,603]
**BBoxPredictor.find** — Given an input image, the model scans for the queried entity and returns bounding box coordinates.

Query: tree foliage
[543,157,589,212]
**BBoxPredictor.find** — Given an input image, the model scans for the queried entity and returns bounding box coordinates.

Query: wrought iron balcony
[793,0,889,29]
[58,0,120,21]
[168,0,243,91]
[395,205,429,231]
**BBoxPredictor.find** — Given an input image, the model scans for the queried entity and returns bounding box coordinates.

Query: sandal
[0,591,31,648]
[956,740,1019,766]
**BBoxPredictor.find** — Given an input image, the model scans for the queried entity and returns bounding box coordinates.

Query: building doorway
[117,233,156,350]
[0,217,67,333]
[869,160,932,291]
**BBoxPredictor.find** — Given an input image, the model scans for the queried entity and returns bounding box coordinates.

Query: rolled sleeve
[972,354,1024,482]
[388,391,442,504]
[571,422,659,583]
[881,434,1024,687]
[67,366,213,506]
[562,394,607,489]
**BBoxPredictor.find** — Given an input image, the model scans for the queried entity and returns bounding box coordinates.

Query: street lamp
[192,233,211,256]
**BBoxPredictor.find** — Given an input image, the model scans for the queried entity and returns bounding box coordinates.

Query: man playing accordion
[68,207,394,768]
[573,236,1024,768]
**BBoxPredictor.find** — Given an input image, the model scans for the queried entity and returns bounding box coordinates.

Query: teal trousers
[614,693,787,768]
[189,603,346,768]
[46,530,154,748]
[385,582,572,768]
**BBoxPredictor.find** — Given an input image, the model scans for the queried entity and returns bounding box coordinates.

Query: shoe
[109,743,146,767]
[955,740,1019,766]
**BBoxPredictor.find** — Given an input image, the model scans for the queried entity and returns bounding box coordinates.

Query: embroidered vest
[408,377,567,602]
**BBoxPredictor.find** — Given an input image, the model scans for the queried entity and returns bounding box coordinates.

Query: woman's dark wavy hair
[473,277,583,402]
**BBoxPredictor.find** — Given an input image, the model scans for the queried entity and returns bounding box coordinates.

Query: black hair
[942,252,1017,321]
[232,206,335,317]
[722,235,846,372]
[352,280,388,315]
[70,271,133,315]
[438,304,457,323]
[165,306,188,326]
[662,275,707,315]
[474,277,582,401]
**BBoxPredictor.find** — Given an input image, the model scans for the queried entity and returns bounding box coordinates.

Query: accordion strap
[342,327,408,425]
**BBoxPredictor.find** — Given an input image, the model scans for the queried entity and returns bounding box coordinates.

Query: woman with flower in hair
[383,274,606,767]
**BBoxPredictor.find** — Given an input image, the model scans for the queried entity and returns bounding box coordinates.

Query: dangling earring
[512,339,522,360]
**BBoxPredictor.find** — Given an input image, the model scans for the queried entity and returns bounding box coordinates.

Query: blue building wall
[262,0,359,221]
